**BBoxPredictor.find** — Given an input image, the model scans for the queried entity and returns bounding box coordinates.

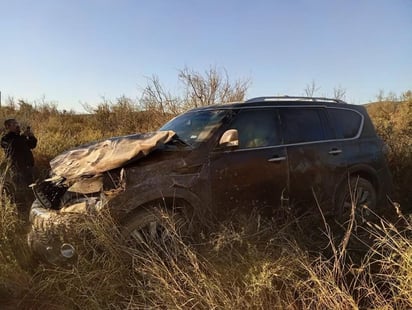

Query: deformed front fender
[109,174,204,219]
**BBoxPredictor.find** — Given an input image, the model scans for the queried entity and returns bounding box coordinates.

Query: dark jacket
[1,132,37,169]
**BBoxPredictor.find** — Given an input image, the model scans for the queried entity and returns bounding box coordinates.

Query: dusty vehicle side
[28,96,393,263]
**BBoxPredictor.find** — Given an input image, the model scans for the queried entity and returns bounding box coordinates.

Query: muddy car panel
[105,148,210,220]
[210,144,289,210]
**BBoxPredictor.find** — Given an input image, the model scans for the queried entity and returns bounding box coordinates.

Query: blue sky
[0,0,411,112]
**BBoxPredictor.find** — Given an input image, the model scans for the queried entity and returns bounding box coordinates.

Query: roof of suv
[190,96,367,112]
[245,96,347,105]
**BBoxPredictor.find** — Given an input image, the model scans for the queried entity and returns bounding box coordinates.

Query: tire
[122,207,183,250]
[335,177,377,223]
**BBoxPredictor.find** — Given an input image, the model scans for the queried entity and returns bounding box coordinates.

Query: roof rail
[245,96,347,104]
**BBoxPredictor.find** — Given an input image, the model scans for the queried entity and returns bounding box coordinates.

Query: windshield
[160,110,228,147]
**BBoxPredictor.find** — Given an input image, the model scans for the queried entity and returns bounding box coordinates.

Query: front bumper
[28,197,102,264]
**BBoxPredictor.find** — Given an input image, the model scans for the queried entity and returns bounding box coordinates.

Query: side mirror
[219,129,239,148]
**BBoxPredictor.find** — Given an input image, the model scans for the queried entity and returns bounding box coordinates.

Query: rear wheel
[336,177,377,223]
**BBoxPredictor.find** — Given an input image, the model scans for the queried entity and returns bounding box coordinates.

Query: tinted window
[328,109,362,139]
[229,109,280,149]
[280,108,326,144]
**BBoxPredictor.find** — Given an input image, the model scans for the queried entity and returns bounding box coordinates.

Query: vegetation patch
[0,79,410,308]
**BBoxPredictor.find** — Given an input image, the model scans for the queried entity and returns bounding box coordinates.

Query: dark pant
[11,166,34,188]
[9,166,34,220]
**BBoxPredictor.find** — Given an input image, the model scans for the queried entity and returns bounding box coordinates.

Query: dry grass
[0,93,410,308]
[1,195,412,309]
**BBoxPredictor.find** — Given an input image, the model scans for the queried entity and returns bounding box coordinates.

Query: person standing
[1,118,37,188]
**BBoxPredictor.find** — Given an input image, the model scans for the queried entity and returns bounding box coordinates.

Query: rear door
[279,107,347,209]
[209,108,288,211]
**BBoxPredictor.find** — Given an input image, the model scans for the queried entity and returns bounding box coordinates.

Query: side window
[229,109,280,149]
[280,108,326,144]
[328,109,362,139]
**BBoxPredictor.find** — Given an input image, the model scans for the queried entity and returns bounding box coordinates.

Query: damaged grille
[32,179,68,210]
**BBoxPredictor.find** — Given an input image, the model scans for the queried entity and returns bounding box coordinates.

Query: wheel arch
[118,189,201,226]
[334,164,380,207]
[347,164,379,193]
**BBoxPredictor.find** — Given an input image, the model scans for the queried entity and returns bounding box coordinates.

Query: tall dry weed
[1,195,412,308]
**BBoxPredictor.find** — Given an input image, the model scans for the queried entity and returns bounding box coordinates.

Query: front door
[210,108,288,212]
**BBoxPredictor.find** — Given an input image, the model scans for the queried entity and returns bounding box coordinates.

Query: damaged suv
[28,96,392,263]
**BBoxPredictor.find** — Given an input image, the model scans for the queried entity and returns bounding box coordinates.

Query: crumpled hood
[50,130,176,185]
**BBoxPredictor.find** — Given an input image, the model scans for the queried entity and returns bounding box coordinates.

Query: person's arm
[1,136,8,150]
[23,127,37,149]
[26,135,37,149]
[1,135,13,157]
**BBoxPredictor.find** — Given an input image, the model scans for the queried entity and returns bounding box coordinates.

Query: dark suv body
[28,96,392,263]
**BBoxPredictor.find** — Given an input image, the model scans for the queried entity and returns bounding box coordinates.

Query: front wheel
[335,177,377,223]
[122,207,184,251]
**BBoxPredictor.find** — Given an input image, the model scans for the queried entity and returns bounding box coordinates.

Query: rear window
[280,108,327,144]
[328,108,362,139]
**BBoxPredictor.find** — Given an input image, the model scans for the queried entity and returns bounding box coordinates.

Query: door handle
[328,148,342,155]
[268,156,286,162]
